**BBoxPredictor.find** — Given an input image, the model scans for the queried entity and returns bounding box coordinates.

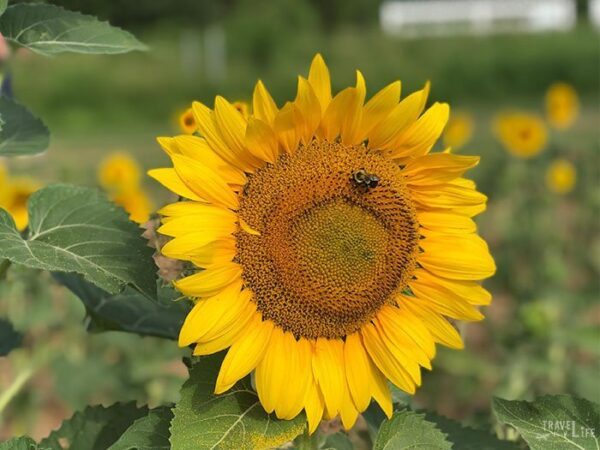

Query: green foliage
[321,432,354,450]
[108,407,173,450]
[0,184,157,298]
[39,402,148,450]
[0,317,22,356]
[373,410,452,450]
[0,0,7,17]
[170,353,306,450]
[0,3,146,56]
[53,272,189,340]
[0,97,49,156]
[493,395,600,449]
[0,437,38,450]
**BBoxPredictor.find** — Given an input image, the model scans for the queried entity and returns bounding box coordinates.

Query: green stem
[296,428,316,450]
[0,259,11,281]
[0,365,34,418]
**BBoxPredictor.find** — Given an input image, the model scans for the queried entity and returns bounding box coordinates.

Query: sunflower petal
[358,80,401,140]
[344,332,373,412]
[148,168,203,201]
[245,117,280,163]
[253,80,278,125]
[174,262,242,298]
[308,53,332,112]
[312,338,345,418]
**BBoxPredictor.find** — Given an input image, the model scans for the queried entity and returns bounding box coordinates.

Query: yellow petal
[215,317,274,393]
[253,80,278,125]
[386,303,436,360]
[358,80,401,141]
[319,87,358,142]
[294,76,321,144]
[344,332,373,412]
[192,101,256,173]
[147,168,203,201]
[188,238,236,268]
[157,207,236,238]
[171,154,239,209]
[419,233,496,280]
[370,364,393,419]
[402,298,464,349]
[409,278,484,322]
[368,82,430,150]
[361,322,416,394]
[161,232,230,261]
[192,301,257,356]
[312,338,345,418]
[274,335,312,420]
[339,387,359,430]
[174,262,242,298]
[273,102,301,154]
[308,53,332,112]
[404,153,479,186]
[239,217,261,236]
[305,378,325,434]
[389,102,450,159]
[245,117,280,164]
[410,182,488,211]
[417,211,477,234]
[178,279,243,346]
[255,326,288,414]
[415,268,492,306]
[340,71,367,145]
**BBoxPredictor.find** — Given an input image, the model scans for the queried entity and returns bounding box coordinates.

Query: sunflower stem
[0,365,34,418]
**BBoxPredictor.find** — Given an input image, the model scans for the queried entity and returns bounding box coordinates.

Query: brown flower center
[236,140,419,339]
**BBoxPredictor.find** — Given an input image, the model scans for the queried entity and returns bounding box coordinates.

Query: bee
[352,169,380,190]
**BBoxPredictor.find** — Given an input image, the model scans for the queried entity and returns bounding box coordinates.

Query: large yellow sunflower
[149,54,495,433]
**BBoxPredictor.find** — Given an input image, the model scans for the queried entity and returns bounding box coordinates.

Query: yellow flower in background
[113,188,153,223]
[98,153,153,224]
[546,82,579,130]
[443,112,474,150]
[0,164,40,231]
[179,107,197,135]
[494,112,547,158]
[232,101,250,119]
[150,54,495,433]
[546,159,576,194]
[98,153,141,193]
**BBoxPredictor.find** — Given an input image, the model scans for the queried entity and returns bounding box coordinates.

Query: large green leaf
[0,1,7,19]
[39,403,148,450]
[109,407,173,450]
[493,395,600,450]
[0,437,37,450]
[424,412,519,450]
[0,3,145,55]
[53,272,189,340]
[0,97,49,156]
[170,353,306,450]
[373,410,452,450]
[0,184,157,298]
[0,317,22,357]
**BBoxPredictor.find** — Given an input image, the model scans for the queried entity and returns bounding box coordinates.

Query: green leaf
[0,97,49,156]
[0,437,38,450]
[493,395,600,450]
[0,0,7,18]
[424,412,520,450]
[39,402,148,450]
[0,184,157,298]
[373,409,452,450]
[0,317,22,356]
[321,432,354,450]
[170,353,306,450]
[0,3,146,55]
[53,273,189,340]
[108,407,173,450]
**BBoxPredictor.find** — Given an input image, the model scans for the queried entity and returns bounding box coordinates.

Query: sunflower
[0,164,40,231]
[546,82,579,130]
[494,112,547,159]
[149,54,495,433]
[546,158,576,194]
[443,111,474,150]
[179,107,197,135]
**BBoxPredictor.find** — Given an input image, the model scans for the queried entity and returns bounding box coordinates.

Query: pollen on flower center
[236,139,420,339]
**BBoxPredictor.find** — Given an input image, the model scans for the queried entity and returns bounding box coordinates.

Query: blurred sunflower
[494,112,547,158]
[179,107,197,135]
[443,111,474,150]
[546,82,579,130]
[150,54,495,432]
[98,153,153,224]
[0,164,40,231]
[232,101,250,119]
[545,158,576,194]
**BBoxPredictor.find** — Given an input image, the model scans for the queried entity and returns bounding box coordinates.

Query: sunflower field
[0,1,599,449]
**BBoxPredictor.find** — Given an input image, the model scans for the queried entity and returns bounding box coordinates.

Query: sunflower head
[546,158,576,194]
[0,172,40,231]
[150,54,495,433]
[113,188,153,224]
[178,107,197,135]
[494,112,547,159]
[443,111,474,150]
[546,82,579,130]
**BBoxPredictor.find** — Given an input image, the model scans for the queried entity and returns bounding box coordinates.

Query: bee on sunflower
[149,54,495,433]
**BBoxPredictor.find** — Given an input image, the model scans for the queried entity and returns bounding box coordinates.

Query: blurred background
[1,0,599,441]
